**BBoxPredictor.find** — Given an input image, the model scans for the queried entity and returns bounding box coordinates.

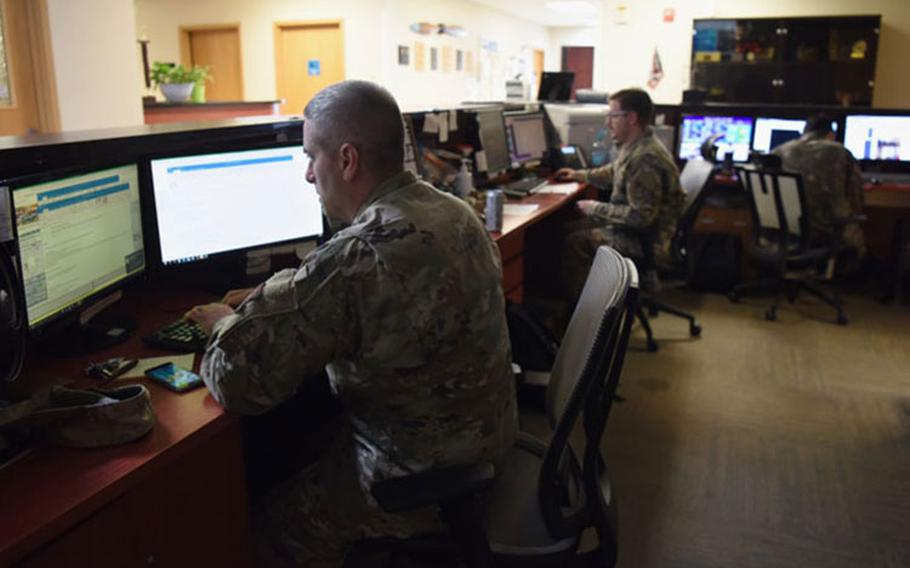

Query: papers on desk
[119,354,196,379]
[536,182,580,195]
[503,203,540,216]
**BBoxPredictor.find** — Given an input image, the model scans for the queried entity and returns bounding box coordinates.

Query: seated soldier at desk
[555,87,684,300]
[773,113,866,265]
[186,80,517,567]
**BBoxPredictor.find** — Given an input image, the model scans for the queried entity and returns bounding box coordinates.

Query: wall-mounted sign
[308,59,321,76]
[663,8,675,23]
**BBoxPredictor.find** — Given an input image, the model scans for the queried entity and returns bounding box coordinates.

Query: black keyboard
[503,177,547,197]
[143,319,209,353]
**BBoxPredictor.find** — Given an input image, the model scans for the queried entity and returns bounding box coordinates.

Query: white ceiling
[466,0,603,28]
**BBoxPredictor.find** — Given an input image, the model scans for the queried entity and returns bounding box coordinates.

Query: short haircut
[609,88,654,126]
[805,113,835,136]
[304,80,404,177]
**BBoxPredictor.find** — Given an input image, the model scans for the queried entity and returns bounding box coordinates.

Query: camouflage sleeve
[846,152,865,213]
[590,160,663,229]
[578,162,615,187]
[199,245,355,415]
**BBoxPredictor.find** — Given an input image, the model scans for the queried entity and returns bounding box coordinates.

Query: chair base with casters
[631,267,702,353]
[729,246,848,325]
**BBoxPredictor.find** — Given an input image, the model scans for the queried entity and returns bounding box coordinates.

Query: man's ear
[339,142,359,181]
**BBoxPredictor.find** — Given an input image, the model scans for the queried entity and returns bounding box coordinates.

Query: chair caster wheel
[837,314,848,325]
[646,339,659,353]
[690,322,702,337]
[765,309,777,321]
[728,291,739,303]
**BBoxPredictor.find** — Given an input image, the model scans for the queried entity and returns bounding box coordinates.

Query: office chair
[632,158,712,352]
[730,164,848,324]
[348,246,638,568]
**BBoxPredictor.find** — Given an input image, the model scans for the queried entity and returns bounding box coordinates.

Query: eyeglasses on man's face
[605,111,630,121]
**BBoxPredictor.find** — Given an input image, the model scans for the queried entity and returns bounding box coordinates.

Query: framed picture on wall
[398,45,410,66]
[414,42,426,71]
[456,49,464,72]
[430,47,438,71]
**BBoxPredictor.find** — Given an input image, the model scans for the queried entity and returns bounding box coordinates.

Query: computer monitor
[844,114,910,161]
[149,144,324,266]
[678,115,754,162]
[8,163,146,334]
[476,110,511,176]
[752,118,806,153]
[504,111,548,166]
[537,72,574,102]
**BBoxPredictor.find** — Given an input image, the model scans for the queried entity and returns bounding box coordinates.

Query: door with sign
[274,20,344,116]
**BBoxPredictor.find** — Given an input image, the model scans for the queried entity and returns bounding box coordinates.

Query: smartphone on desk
[145,362,203,393]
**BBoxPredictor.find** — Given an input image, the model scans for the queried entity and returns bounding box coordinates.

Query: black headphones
[0,242,26,384]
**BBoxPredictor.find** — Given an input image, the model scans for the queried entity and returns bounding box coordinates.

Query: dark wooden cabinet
[691,16,880,106]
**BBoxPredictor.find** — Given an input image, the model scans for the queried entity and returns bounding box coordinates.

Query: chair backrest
[737,164,811,250]
[671,158,715,276]
[541,246,634,539]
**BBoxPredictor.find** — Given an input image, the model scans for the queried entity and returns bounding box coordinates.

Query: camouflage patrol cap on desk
[0,384,155,448]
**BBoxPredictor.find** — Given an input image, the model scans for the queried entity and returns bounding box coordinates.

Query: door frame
[1,0,60,133]
[178,23,244,97]
[273,19,345,110]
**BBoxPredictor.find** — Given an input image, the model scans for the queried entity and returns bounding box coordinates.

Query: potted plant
[151,62,208,103]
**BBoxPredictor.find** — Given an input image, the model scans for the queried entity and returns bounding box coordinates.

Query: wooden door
[274,21,344,116]
[561,46,594,99]
[0,0,40,135]
[180,25,243,101]
[533,48,545,95]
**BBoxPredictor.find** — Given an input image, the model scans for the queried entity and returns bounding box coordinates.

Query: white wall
[134,0,550,110]
[45,0,144,131]
[547,26,604,92]
[600,0,910,108]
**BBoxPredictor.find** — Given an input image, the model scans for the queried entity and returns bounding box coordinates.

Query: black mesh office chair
[730,164,848,324]
[633,158,713,352]
[349,246,637,567]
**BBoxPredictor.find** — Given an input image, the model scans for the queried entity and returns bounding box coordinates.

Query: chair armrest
[371,462,496,513]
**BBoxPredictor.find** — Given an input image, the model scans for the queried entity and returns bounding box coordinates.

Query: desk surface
[0,287,233,566]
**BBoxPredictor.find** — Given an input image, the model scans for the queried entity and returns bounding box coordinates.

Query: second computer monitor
[678,115,754,162]
[844,114,910,161]
[752,118,806,153]
[537,72,574,102]
[149,144,323,266]
[9,164,146,331]
[504,111,548,166]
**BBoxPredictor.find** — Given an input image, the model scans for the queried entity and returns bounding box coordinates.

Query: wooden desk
[143,100,282,125]
[0,288,254,568]
[490,184,592,303]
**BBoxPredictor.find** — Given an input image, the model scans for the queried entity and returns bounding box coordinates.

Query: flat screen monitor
[752,118,806,153]
[504,111,548,165]
[9,164,146,331]
[537,72,574,102]
[150,145,323,266]
[476,110,511,176]
[678,115,754,162]
[844,114,910,161]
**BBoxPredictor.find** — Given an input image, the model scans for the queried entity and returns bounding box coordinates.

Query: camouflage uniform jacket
[577,128,685,266]
[773,133,865,253]
[201,171,518,498]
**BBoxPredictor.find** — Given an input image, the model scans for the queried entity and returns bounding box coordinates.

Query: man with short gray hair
[188,80,517,567]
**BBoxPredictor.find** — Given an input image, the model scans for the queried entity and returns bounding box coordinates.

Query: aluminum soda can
[485,189,503,232]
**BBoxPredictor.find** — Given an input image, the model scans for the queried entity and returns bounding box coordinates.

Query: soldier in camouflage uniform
[773,114,866,262]
[555,88,685,299]
[187,81,517,567]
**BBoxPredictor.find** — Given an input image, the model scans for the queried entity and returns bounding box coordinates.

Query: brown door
[0,0,40,135]
[561,46,594,99]
[533,48,545,90]
[181,25,243,101]
[274,21,344,116]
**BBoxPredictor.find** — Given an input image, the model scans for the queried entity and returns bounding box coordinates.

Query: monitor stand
[34,291,137,358]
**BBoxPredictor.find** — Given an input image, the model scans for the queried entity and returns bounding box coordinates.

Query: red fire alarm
[663,8,675,23]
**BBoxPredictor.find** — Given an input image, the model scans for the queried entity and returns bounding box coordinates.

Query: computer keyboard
[143,319,209,353]
[503,177,548,197]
